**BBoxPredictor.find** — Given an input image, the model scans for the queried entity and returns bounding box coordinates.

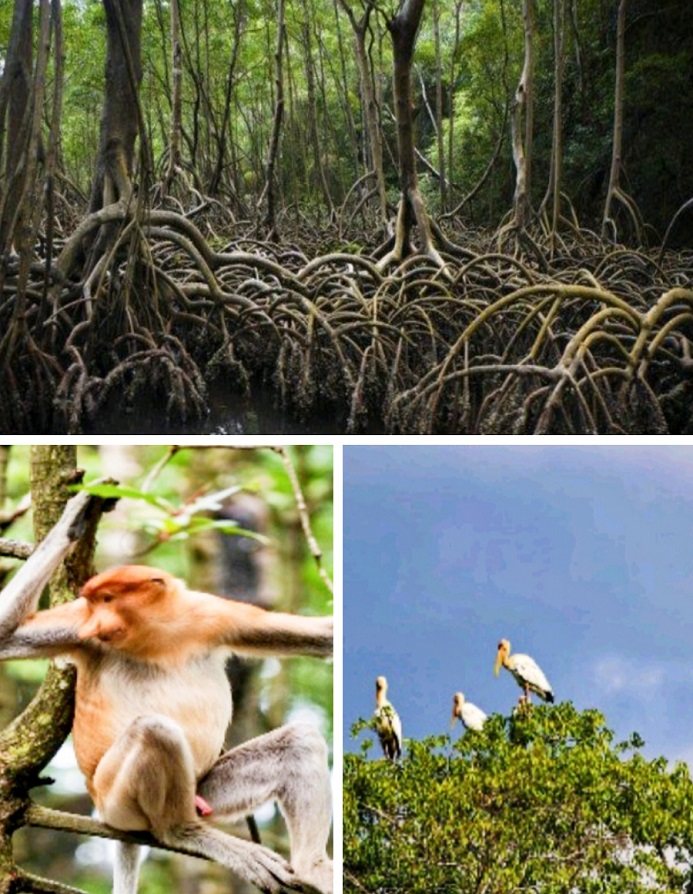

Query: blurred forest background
[0,444,333,893]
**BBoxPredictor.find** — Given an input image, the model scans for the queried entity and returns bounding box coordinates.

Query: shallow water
[78,382,347,435]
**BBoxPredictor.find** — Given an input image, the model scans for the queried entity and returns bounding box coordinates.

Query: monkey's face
[78,566,173,650]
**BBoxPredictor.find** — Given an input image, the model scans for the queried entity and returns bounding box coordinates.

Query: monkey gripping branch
[0,492,334,894]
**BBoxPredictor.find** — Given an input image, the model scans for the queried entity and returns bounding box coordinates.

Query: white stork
[373,675,402,760]
[494,638,554,704]
[450,691,487,731]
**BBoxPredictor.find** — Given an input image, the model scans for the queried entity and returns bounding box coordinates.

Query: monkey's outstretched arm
[196,597,333,659]
[0,491,94,658]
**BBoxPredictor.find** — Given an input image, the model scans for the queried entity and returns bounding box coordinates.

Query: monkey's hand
[278,613,332,660]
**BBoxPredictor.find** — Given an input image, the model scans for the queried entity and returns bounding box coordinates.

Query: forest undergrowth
[2,192,692,435]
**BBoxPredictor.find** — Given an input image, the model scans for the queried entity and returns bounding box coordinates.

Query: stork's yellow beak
[494,652,502,677]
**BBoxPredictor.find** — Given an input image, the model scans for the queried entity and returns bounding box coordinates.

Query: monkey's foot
[161,825,297,894]
[227,838,298,893]
[294,856,333,894]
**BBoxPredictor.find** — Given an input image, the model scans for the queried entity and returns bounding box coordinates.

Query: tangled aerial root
[1,208,692,434]
[381,234,693,434]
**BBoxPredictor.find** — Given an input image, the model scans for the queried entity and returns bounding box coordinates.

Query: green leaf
[75,482,173,512]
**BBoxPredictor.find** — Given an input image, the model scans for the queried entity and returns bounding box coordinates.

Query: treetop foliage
[346,702,693,893]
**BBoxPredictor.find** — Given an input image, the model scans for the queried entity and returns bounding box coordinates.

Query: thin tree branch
[275,447,333,597]
[25,804,215,861]
[0,538,33,560]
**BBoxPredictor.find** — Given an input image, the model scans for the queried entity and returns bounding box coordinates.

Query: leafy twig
[275,447,333,597]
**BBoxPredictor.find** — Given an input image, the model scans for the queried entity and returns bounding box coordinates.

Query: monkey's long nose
[78,616,121,642]
[77,618,99,640]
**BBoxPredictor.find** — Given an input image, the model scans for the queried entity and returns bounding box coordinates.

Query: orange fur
[77,565,332,662]
[55,565,331,792]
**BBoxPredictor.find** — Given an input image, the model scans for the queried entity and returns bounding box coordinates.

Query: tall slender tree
[337,0,389,227]
[432,0,446,212]
[89,0,144,213]
[539,0,567,252]
[259,0,286,238]
[377,0,448,269]
[162,0,183,194]
[511,0,535,229]
[602,0,640,242]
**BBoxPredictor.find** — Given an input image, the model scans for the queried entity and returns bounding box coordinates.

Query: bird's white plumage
[375,704,403,756]
[496,639,554,703]
[460,701,487,731]
[452,692,487,731]
[508,652,553,698]
[374,676,402,760]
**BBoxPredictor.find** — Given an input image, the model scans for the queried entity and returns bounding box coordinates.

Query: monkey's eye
[102,594,114,604]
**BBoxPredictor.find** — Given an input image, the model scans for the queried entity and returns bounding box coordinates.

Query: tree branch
[275,447,333,597]
[18,869,88,894]
[0,538,33,560]
[26,804,224,864]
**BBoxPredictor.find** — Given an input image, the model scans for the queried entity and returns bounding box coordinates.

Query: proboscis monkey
[0,492,333,894]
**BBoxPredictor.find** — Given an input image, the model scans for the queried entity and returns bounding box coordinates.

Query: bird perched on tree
[494,638,554,704]
[450,691,487,731]
[373,675,402,760]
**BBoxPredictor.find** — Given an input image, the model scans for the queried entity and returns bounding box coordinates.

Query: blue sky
[344,444,693,763]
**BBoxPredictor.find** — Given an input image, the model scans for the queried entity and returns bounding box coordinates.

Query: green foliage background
[1,0,691,238]
[345,704,693,893]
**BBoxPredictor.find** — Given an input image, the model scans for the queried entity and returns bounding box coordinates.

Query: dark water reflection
[80,383,348,435]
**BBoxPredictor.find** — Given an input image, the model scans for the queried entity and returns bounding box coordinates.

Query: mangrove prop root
[2,207,693,434]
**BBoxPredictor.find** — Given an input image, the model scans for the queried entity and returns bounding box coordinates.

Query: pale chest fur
[72,649,232,785]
